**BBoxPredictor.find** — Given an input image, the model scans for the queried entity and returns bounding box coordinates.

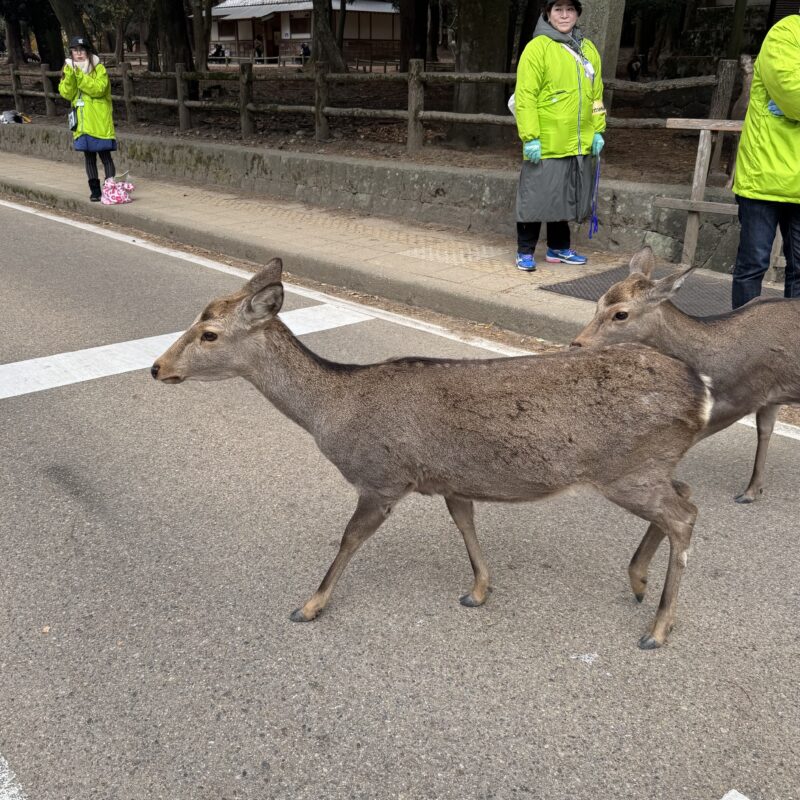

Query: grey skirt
[516,155,595,223]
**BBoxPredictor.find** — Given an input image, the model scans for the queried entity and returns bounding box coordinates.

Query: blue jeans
[732,195,800,309]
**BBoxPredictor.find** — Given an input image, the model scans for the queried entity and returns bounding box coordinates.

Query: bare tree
[47,0,90,39]
[450,0,510,145]
[189,0,213,72]
[399,0,427,71]
[312,0,346,72]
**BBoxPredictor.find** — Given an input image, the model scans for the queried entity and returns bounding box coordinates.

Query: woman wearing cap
[58,36,117,202]
[513,1,606,271]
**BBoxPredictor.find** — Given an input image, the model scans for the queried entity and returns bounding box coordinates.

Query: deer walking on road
[152,258,713,649]
[572,246,800,503]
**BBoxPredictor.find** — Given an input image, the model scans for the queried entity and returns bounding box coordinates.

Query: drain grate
[540,266,782,317]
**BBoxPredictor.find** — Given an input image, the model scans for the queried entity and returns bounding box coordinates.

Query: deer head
[151,258,285,384]
[571,247,695,349]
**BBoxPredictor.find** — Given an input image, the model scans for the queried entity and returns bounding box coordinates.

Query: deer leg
[290,494,392,622]
[445,497,490,608]
[627,480,691,602]
[735,404,779,504]
[607,478,697,649]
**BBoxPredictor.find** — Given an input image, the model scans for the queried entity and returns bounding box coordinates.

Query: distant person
[210,43,225,63]
[731,12,800,308]
[513,1,605,271]
[300,41,311,63]
[254,36,264,62]
[626,53,642,82]
[58,36,117,202]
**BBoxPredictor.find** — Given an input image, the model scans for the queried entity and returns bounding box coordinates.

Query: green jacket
[734,14,800,204]
[515,18,606,158]
[58,60,115,142]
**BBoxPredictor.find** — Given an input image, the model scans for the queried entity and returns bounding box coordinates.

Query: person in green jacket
[513,1,605,271]
[732,13,800,308]
[58,36,117,202]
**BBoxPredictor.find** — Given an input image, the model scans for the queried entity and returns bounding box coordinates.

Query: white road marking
[0,304,370,400]
[1,198,798,447]
[0,754,27,800]
[721,791,751,800]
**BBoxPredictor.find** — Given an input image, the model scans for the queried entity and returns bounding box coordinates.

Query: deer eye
[200,331,218,342]
[613,311,629,321]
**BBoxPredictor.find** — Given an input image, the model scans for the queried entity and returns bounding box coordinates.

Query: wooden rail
[1,58,737,156]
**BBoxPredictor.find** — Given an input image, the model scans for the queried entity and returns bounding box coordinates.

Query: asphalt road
[0,201,798,800]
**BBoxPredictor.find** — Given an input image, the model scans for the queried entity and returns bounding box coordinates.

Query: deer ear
[246,258,283,294]
[645,265,695,304]
[629,246,655,278]
[245,283,284,322]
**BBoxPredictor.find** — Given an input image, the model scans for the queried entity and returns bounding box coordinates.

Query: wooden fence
[2,58,737,155]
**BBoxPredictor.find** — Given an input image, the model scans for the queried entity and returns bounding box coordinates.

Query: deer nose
[150,363,160,379]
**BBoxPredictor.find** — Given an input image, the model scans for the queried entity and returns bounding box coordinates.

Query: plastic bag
[101,177,135,205]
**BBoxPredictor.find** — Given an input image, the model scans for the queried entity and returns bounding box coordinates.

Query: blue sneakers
[546,248,587,265]
[516,252,536,271]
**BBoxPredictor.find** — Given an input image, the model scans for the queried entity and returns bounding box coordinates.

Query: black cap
[68,35,95,52]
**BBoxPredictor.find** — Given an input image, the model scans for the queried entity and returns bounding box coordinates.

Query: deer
[151,258,713,649]
[572,246,800,503]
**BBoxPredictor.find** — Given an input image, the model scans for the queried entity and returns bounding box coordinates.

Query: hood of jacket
[532,15,584,55]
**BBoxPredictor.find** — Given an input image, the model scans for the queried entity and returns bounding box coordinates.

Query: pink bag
[101,177,135,205]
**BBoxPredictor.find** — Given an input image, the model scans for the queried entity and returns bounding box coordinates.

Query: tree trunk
[335,0,347,54]
[505,0,519,73]
[114,17,126,64]
[146,2,161,72]
[517,0,539,62]
[450,0,510,146]
[155,0,194,73]
[5,17,27,66]
[312,0,346,72]
[427,0,440,62]
[727,0,747,59]
[30,0,64,66]
[47,0,90,41]
[190,0,209,72]
[399,0,427,72]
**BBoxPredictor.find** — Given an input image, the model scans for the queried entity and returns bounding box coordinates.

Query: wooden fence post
[10,66,25,114]
[120,61,138,125]
[240,62,254,136]
[175,63,191,131]
[407,58,424,154]
[314,60,330,141]
[40,63,56,116]
[682,128,714,266]
[709,58,737,172]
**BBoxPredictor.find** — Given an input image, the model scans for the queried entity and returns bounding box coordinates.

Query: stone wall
[0,122,740,271]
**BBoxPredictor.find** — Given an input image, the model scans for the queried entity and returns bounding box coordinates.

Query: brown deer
[151,258,713,649]
[572,246,800,503]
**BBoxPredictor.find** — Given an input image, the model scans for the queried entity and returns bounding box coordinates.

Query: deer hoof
[289,607,316,622]
[637,633,663,650]
[633,592,645,604]
[734,492,756,504]
[459,592,485,608]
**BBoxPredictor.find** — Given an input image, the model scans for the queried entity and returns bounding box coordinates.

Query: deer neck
[244,319,346,436]
[645,303,725,372]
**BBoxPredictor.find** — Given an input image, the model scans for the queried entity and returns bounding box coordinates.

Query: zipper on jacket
[576,61,583,155]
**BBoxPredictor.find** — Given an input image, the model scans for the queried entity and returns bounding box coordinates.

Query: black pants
[84,151,116,181]
[516,220,570,255]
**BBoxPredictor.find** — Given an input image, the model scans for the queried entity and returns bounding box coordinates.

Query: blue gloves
[767,100,784,117]
[523,139,541,164]
[591,133,605,156]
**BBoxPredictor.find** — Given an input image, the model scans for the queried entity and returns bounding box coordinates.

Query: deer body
[152,259,713,648]
[572,247,800,502]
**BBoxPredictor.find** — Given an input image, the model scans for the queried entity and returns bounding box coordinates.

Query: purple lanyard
[588,156,601,240]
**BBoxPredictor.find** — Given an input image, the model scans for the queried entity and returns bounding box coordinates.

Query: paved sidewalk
[0,151,733,342]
